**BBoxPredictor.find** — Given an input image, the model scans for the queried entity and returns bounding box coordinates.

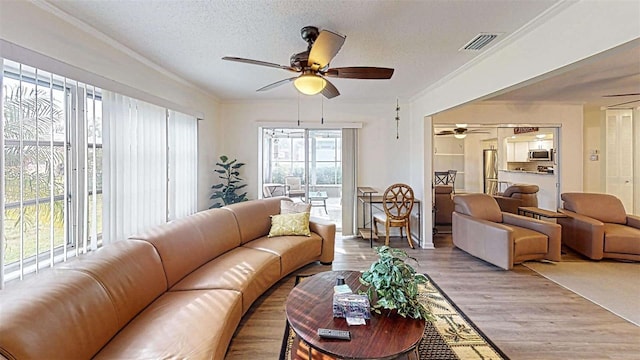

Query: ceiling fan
[602,92,640,108]
[222,26,394,99]
[435,125,490,139]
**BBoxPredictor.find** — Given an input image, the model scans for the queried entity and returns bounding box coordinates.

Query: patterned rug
[279,273,508,360]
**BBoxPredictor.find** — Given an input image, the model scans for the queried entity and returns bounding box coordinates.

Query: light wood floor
[225,234,640,360]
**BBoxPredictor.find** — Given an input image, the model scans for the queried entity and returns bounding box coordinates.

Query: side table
[518,206,568,220]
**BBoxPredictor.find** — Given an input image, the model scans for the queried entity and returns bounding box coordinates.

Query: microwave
[528,149,552,161]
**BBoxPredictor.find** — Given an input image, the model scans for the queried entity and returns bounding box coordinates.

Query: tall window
[1,60,102,284]
[1,59,198,287]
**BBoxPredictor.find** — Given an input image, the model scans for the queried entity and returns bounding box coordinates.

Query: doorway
[261,128,342,228]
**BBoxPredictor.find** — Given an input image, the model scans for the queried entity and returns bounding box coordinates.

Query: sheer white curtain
[168,110,197,220]
[341,128,358,236]
[102,91,167,243]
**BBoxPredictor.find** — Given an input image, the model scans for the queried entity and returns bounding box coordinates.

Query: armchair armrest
[452,212,514,270]
[503,213,562,262]
[627,214,640,230]
[309,217,336,264]
[558,209,605,260]
[493,196,520,214]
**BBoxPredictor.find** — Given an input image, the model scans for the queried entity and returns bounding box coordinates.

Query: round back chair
[374,183,416,248]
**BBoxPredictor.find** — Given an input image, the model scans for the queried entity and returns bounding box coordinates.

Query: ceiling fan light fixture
[294,73,326,95]
[455,123,468,128]
[454,133,467,139]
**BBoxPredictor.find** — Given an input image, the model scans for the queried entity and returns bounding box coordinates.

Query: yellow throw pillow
[268,212,311,237]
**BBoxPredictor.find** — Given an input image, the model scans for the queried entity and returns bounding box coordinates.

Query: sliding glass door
[261,128,342,228]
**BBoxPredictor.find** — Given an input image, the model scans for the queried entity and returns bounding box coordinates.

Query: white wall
[220,99,414,201]
[583,106,604,192]
[0,1,221,210]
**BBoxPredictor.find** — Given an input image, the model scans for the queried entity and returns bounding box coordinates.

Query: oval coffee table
[285,270,425,359]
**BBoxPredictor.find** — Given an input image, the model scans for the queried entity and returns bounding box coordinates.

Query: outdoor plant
[209,155,248,208]
[359,246,433,320]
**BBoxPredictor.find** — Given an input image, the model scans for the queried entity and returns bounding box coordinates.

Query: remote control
[317,328,351,340]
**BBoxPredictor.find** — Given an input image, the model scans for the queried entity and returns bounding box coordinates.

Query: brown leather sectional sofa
[0,197,335,360]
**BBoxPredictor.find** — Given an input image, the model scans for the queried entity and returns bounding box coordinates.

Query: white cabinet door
[506,142,515,162]
[515,142,529,162]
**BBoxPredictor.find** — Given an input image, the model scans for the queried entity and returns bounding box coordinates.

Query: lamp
[454,133,467,139]
[294,72,326,95]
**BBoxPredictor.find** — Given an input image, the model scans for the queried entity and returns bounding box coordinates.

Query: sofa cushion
[58,240,166,327]
[170,247,281,313]
[94,289,242,360]
[561,193,627,224]
[225,196,283,244]
[269,211,311,237]
[130,208,241,288]
[511,226,548,259]
[0,270,120,360]
[453,193,503,223]
[604,223,640,255]
[243,234,322,275]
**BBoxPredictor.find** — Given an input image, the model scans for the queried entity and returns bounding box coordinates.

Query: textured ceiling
[45,0,638,108]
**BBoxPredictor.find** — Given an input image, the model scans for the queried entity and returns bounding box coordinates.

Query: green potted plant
[359,246,433,320]
[209,155,248,208]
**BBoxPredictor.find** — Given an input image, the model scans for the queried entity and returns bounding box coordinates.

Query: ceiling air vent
[461,33,500,51]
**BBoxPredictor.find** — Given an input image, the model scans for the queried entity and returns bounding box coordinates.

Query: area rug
[524,260,640,326]
[279,273,508,360]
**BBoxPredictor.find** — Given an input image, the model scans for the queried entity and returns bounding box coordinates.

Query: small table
[518,206,568,220]
[285,270,425,360]
[307,191,328,214]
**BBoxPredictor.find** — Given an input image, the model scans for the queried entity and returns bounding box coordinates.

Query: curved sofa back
[130,208,242,288]
[224,197,285,244]
[0,240,165,360]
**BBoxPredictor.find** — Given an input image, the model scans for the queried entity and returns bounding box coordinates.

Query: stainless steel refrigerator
[483,149,498,195]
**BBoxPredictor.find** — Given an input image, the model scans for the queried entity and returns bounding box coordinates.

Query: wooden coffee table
[285,270,425,359]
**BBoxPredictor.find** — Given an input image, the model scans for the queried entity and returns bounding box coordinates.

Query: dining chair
[446,170,457,192]
[373,183,416,248]
[434,171,449,185]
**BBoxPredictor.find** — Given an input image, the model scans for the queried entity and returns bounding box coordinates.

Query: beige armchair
[558,193,640,261]
[493,184,539,214]
[452,193,561,270]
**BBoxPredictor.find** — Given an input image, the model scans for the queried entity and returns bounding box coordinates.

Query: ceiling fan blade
[222,56,298,72]
[256,77,297,92]
[321,78,340,99]
[308,30,346,69]
[325,67,394,79]
[602,93,640,97]
[436,131,455,135]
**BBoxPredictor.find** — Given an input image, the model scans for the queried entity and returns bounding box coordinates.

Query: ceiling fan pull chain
[297,92,300,127]
[321,96,324,124]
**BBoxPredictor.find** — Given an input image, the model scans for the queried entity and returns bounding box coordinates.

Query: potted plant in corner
[359,246,433,321]
[209,155,248,208]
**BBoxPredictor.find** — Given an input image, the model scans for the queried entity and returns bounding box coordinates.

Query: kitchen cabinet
[506,142,528,162]
[529,140,553,150]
